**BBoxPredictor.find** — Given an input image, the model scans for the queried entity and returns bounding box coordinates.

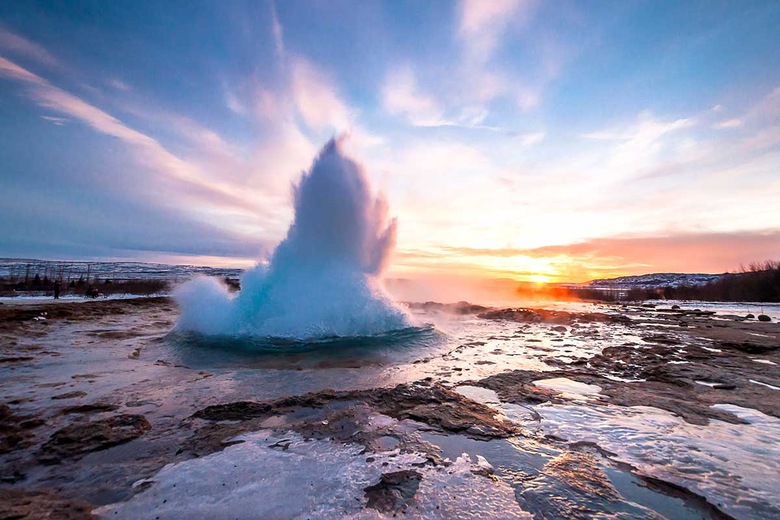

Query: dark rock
[758,314,771,322]
[39,414,151,464]
[61,403,120,415]
[746,313,755,319]
[364,470,422,513]
[720,341,779,354]
[641,335,681,345]
[19,418,46,429]
[192,401,273,421]
[0,356,34,363]
[0,404,43,454]
[52,391,87,400]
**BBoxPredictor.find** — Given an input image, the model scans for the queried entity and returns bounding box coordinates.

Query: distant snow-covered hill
[585,273,722,289]
[0,258,243,282]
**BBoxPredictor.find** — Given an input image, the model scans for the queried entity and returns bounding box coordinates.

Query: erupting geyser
[175,136,411,338]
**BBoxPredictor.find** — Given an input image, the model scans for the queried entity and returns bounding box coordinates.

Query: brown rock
[364,470,422,513]
[0,489,95,519]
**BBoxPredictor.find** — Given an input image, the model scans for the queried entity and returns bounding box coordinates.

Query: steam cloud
[175,136,410,338]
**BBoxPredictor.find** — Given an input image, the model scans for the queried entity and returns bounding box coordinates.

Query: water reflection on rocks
[0,297,777,519]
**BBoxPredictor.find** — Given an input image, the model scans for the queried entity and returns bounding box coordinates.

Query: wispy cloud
[0,25,58,67]
[519,131,545,146]
[582,112,695,141]
[40,115,68,126]
[107,78,131,91]
[0,55,259,215]
[377,0,551,128]
[578,111,697,183]
[457,0,548,111]
[290,57,352,132]
[382,66,446,127]
[225,6,354,135]
[458,0,532,63]
[713,118,742,129]
[270,1,285,58]
[381,66,511,131]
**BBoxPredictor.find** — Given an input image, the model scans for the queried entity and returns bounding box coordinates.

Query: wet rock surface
[183,381,519,461]
[0,297,777,519]
[39,414,152,465]
[406,301,491,315]
[517,450,658,519]
[0,404,44,456]
[366,382,518,438]
[478,307,634,325]
[476,339,779,425]
[473,302,779,425]
[191,381,518,439]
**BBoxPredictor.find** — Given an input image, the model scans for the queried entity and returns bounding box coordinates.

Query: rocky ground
[0,297,777,519]
[474,305,780,425]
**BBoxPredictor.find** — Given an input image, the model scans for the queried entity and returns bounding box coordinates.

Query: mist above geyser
[175,136,410,338]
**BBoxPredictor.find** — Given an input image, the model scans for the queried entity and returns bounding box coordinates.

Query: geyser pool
[175,137,411,339]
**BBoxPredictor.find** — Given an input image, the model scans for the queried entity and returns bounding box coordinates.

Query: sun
[528,273,552,285]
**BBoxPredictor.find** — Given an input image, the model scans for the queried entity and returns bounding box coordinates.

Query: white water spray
[175,137,410,338]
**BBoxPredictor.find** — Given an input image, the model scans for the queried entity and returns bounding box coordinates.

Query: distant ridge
[585,273,723,289]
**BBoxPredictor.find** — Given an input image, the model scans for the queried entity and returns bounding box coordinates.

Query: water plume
[175,136,410,339]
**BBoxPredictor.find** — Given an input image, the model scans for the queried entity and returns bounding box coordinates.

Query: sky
[0,0,779,283]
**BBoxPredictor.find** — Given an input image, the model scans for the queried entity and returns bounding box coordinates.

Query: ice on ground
[97,430,532,519]
[748,379,780,390]
[533,377,603,399]
[454,385,504,407]
[524,403,780,520]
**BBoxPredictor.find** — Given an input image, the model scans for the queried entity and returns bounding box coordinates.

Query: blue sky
[1,0,779,281]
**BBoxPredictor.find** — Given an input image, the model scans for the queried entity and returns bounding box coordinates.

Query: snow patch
[533,377,602,400]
